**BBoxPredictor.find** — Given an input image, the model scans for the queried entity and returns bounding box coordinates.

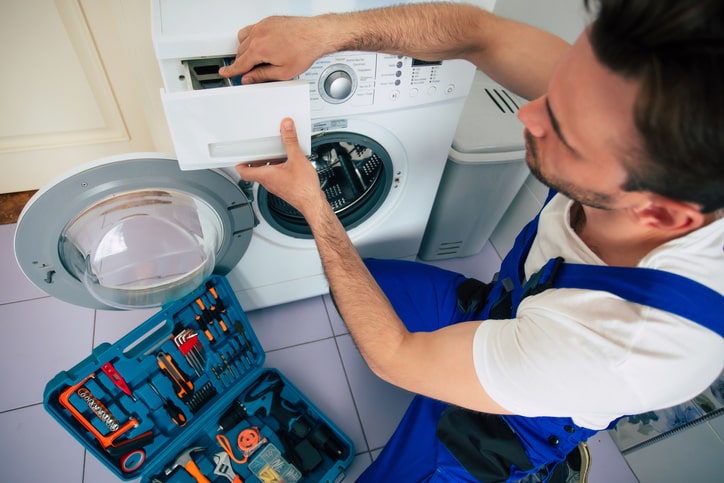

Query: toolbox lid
[15,153,254,310]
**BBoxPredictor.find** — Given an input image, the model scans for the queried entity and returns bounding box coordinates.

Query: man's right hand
[219,15,337,84]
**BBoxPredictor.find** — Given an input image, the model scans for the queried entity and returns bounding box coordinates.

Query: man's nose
[517,96,547,138]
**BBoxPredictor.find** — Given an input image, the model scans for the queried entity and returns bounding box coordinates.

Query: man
[222,1,724,481]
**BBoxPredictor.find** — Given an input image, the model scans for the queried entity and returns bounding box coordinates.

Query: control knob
[319,64,357,103]
[324,70,353,100]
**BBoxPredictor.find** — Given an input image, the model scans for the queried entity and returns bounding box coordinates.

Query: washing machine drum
[257,131,392,237]
[14,155,254,310]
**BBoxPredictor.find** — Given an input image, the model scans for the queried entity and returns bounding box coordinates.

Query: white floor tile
[263,338,367,455]
[0,297,95,411]
[0,223,47,304]
[84,449,141,483]
[94,307,160,347]
[246,296,333,352]
[323,294,348,336]
[0,404,85,483]
[336,334,415,451]
[343,452,373,481]
[588,431,638,483]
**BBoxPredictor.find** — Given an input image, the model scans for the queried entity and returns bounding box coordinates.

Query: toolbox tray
[44,275,354,482]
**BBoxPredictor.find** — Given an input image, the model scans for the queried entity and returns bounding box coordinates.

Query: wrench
[213,452,243,483]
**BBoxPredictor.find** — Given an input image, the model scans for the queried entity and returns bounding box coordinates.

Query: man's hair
[586,0,724,212]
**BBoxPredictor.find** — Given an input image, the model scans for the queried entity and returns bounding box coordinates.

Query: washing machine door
[14,153,254,310]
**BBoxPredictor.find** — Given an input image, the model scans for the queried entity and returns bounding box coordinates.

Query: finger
[235,161,273,183]
[279,118,304,157]
[218,28,255,78]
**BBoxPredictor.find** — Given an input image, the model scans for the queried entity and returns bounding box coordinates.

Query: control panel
[166,52,474,114]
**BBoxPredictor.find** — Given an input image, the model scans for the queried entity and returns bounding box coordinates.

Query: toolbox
[43,275,354,482]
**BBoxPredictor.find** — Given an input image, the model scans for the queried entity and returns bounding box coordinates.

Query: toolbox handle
[119,319,174,359]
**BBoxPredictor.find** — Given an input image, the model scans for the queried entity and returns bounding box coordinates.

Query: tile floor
[0,222,638,482]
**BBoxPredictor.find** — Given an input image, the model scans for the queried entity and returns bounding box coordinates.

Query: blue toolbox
[44,275,354,482]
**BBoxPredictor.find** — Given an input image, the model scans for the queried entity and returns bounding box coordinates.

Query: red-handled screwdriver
[101,362,137,402]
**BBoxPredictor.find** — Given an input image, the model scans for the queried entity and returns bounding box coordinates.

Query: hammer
[165,446,211,483]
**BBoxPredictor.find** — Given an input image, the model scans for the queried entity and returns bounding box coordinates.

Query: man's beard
[524,130,614,210]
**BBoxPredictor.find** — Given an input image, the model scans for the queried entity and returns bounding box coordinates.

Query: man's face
[517,30,643,211]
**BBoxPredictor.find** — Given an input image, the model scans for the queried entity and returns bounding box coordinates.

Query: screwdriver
[147,380,187,427]
[101,362,137,402]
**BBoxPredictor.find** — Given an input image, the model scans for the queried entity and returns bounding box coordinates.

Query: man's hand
[235,118,323,216]
[219,16,335,84]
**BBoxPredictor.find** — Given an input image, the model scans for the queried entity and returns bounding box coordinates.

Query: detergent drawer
[160,77,311,171]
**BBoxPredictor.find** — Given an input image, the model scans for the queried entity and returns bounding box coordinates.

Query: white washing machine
[14,0,475,311]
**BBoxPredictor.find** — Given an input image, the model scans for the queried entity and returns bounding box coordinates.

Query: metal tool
[58,374,154,459]
[205,283,229,333]
[101,361,137,402]
[146,380,187,427]
[173,328,206,376]
[213,451,244,483]
[194,298,216,343]
[164,446,211,483]
[186,381,218,414]
[234,320,257,358]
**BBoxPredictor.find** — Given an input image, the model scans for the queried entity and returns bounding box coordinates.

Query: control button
[427,86,437,96]
[324,71,354,100]
[445,84,455,95]
[390,90,400,101]
[395,79,401,86]
[396,61,403,68]
[395,71,402,77]
[410,88,419,97]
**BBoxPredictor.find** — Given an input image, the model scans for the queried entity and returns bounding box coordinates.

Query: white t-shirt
[473,194,724,430]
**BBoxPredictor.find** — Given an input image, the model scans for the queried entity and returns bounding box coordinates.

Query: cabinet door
[0,0,170,193]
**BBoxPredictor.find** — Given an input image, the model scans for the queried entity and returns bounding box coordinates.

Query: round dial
[318,64,357,103]
[324,71,353,100]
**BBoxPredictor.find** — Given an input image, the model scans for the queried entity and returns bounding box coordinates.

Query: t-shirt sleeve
[472,288,724,430]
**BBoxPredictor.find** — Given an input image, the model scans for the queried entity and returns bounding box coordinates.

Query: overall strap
[526,258,724,336]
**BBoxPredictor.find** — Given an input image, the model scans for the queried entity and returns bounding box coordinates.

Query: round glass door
[15,155,254,310]
[59,189,223,309]
[257,131,392,237]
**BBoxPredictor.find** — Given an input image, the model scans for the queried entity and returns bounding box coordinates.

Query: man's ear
[632,194,705,231]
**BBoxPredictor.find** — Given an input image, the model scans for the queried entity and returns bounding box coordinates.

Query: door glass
[59,189,223,308]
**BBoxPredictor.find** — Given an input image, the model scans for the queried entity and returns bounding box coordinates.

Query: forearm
[303,194,408,378]
[302,193,508,412]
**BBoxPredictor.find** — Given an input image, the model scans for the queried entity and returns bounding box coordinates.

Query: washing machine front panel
[15,154,253,310]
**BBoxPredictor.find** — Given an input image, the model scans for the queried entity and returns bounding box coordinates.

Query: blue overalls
[357,193,724,483]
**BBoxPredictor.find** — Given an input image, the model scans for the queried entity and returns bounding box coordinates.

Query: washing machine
[14,0,476,311]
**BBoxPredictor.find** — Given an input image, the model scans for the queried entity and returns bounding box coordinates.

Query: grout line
[321,297,373,454]
[0,401,44,415]
[0,294,52,307]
